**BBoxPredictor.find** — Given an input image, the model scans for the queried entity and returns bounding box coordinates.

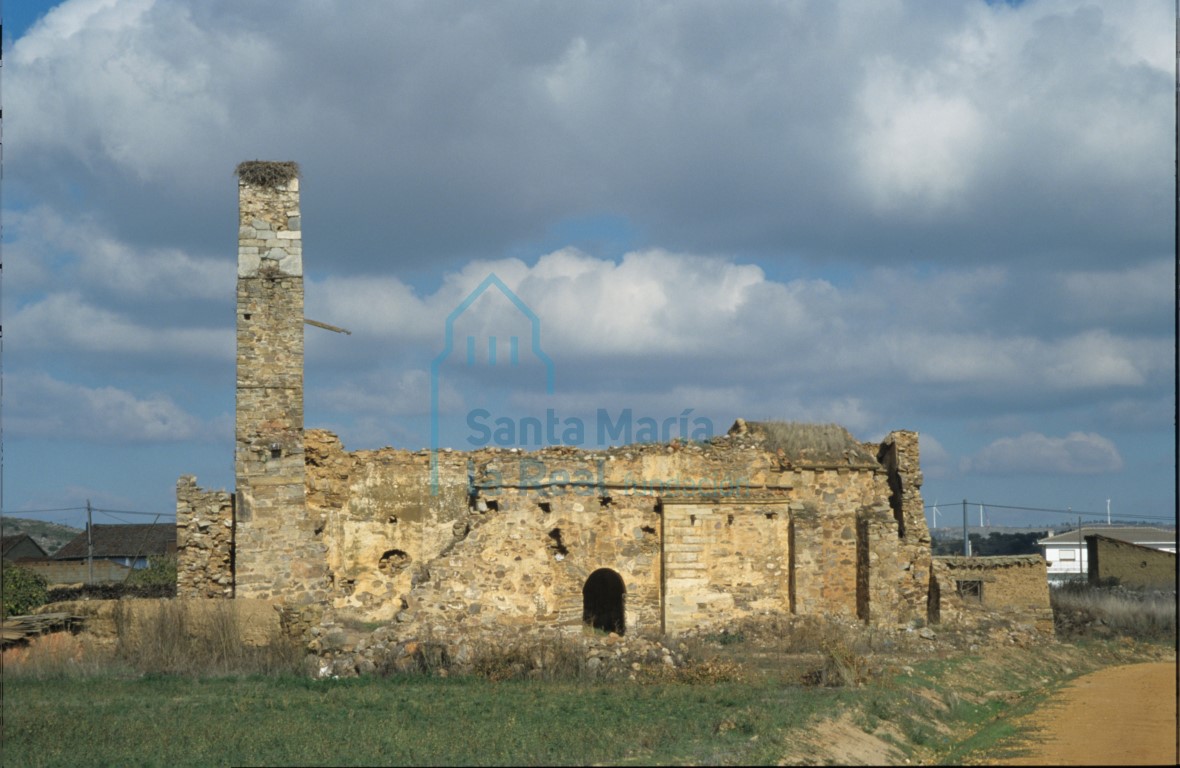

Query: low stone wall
[1087,535,1177,589]
[929,555,1054,636]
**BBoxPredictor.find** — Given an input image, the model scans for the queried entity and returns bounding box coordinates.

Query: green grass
[4,602,1172,766]
[2,674,846,767]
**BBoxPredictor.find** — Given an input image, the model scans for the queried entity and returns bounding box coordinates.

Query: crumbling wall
[1087,535,1177,589]
[176,476,234,598]
[395,484,664,643]
[859,431,931,625]
[305,430,472,621]
[929,555,1054,636]
[314,434,916,636]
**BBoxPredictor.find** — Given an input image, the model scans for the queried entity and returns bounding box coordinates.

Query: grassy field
[4,637,1171,766]
[4,673,849,766]
[1,582,1174,766]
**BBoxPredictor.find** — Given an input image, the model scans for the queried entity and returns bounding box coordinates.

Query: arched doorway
[583,568,626,635]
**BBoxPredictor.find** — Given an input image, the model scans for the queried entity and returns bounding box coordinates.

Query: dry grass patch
[1052,582,1177,642]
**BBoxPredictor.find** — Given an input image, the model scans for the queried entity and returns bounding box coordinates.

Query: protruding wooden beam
[304,318,352,335]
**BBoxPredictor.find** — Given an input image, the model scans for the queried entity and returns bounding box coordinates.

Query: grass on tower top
[235,160,300,187]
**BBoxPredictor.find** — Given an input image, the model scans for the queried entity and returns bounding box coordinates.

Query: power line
[92,507,175,518]
[923,500,1174,523]
[1,506,87,515]
[93,510,173,525]
[2,505,174,518]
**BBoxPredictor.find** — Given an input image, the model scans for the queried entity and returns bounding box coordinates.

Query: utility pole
[962,499,969,556]
[86,499,94,585]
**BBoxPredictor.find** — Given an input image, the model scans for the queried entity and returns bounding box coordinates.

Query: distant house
[53,524,176,571]
[1038,526,1177,585]
[1,534,49,562]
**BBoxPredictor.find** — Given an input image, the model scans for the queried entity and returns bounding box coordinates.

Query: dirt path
[1002,662,1177,765]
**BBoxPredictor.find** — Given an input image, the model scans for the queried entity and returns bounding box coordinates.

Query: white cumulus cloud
[6,372,203,442]
[963,431,1124,475]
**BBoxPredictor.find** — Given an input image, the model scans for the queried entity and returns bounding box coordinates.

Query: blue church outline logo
[430,273,555,492]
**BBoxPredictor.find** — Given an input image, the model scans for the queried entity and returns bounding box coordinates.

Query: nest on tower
[235,160,300,187]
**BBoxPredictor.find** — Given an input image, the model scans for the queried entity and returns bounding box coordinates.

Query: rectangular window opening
[956,580,983,603]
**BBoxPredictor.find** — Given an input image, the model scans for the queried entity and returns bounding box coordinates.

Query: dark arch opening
[583,568,626,635]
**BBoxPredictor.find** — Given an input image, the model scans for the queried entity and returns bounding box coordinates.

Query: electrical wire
[924,501,1174,523]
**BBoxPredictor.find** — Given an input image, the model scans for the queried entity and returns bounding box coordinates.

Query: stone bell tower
[233,161,328,604]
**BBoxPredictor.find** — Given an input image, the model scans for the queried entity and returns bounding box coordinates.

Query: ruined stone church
[176,164,1050,640]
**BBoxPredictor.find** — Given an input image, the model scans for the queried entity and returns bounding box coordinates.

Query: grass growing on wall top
[748,421,878,465]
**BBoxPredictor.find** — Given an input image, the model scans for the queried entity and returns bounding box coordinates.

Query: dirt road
[1003,662,1177,765]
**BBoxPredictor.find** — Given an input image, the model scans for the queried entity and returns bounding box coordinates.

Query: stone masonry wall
[233,171,329,605]
[305,430,472,621]
[929,555,1054,635]
[661,498,791,633]
[176,475,234,598]
[860,431,931,625]
[305,432,924,637]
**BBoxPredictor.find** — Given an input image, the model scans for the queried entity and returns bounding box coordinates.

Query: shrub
[467,637,587,682]
[127,555,178,588]
[2,563,49,617]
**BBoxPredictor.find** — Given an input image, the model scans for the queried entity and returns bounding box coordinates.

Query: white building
[1038,526,1177,585]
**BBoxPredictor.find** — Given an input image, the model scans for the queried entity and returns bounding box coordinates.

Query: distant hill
[2,517,84,557]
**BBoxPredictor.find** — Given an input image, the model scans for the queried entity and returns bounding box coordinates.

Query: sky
[0,0,1174,533]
